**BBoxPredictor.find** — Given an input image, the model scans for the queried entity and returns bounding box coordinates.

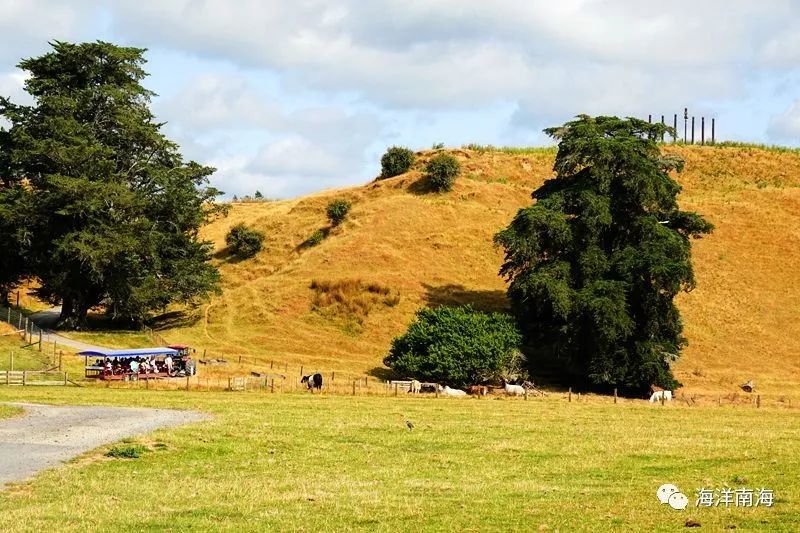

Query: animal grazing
[501,379,525,396]
[649,390,672,403]
[408,379,421,394]
[439,385,467,397]
[301,373,323,391]
[467,385,488,396]
[419,384,437,393]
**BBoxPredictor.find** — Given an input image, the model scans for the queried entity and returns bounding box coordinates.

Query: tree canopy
[0,41,222,327]
[384,305,524,387]
[494,116,713,394]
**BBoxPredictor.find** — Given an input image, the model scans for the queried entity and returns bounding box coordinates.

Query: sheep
[501,379,525,396]
[439,385,467,397]
[649,390,672,403]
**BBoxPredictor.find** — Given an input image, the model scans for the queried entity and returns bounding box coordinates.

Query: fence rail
[1,370,70,386]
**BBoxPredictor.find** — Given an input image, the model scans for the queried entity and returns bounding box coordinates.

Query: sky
[2,1,800,198]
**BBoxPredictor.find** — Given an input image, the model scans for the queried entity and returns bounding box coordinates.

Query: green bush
[105,444,148,459]
[326,199,352,226]
[380,146,415,179]
[383,305,523,387]
[425,153,461,192]
[305,229,326,247]
[225,223,265,259]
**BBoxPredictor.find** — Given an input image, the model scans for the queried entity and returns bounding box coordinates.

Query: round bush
[326,198,352,226]
[225,223,265,259]
[380,146,415,179]
[425,153,461,192]
[383,305,523,387]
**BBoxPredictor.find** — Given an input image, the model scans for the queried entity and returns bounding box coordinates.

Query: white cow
[409,379,421,394]
[439,385,467,397]
[649,390,673,403]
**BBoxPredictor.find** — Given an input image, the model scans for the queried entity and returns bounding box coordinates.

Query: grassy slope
[0,388,798,531]
[71,145,800,396]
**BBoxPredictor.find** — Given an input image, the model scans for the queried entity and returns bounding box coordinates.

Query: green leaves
[496,116,713,394]
[0,41,221,327]
[384,305,523,387]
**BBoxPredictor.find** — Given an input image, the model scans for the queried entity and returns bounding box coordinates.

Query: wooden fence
[1,370,71,386]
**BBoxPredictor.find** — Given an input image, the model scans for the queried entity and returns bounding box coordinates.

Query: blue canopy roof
[78,347,179,358]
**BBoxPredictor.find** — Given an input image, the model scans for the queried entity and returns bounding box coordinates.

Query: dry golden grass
[68,145,798,398]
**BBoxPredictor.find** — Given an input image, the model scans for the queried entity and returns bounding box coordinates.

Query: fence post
[524,388,528,401]
[64,372,68,386]
[332,371,335,383]
[300,365,304,377]
[59,352,62,371]
[186,375,190,391]
[568,387,572,402]
[660,393,665,406]
[271,379,275,393]
[352,379,356,396]
[22,370,26,386]
[614,388,618,404]
[38,330,42,352]
[757,395,761,408]
[394,383,398,396]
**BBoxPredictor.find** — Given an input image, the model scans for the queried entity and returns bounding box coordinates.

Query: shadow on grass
[148,310,200,331]
[212,247,249,265]
[295,227,331,252]
[422,283,510,313]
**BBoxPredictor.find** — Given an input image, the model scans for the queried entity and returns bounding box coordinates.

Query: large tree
[494,116,713,394]
[0,41,222,327]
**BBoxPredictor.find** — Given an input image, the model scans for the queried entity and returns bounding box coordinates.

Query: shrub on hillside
[304,229,326,247]
[225,223,265,259]
[380,146,415,179]
[425,153,461,192]
[383,305,524,387]
[326,199,352,226]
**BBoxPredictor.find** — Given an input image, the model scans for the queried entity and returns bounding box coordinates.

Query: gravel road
[0,403,207,487]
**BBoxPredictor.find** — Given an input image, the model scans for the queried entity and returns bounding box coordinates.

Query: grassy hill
[66,144,800,396]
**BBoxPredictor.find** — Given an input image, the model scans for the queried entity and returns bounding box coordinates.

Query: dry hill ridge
[149,144,800,396]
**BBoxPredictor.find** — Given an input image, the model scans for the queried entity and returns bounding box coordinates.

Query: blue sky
[3,1,800,198]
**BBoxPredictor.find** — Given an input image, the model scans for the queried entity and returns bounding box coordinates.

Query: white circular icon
[668,492,689,510]
[657,483,679,504]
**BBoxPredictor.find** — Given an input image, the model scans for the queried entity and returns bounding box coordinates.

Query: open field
[15,144,800,397]
[0,388,798,531]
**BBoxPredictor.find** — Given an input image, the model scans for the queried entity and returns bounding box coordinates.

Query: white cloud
[767,100,800,140]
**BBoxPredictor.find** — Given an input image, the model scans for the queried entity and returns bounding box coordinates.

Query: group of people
[96,355,175,377]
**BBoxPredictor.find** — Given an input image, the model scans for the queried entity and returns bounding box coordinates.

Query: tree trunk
[57,295,89,330]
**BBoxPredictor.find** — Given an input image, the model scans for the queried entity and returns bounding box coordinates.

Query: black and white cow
[301,373,323,391]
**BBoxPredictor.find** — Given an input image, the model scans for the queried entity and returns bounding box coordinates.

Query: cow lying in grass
[301,373,323,391]
[439,385,467,397]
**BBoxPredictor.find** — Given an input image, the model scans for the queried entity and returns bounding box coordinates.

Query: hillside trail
[27,308,110,353]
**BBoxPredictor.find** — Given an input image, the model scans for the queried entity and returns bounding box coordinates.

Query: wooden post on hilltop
[701,117,705,145]
[568,387,572,402]
[332,371,335,383]
[238,355,242,364]
[614,388,618,404]
[711,118,716,144]
[352,379,356,396]
[271,379,275,393]
[691,116,695,144]
[757,395,761,408]
[300,365,304,377]
[270,360,274,369]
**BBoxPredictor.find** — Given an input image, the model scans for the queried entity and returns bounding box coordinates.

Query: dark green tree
[380,146,415,179]
[0,41,222,327]
[494,116,713,394]
[226,223,264,259]
[384,305,524,387]
[326,198,351,226]
[425,153,460,192]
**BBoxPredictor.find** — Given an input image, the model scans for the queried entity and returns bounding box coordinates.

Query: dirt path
[27,308,109,352]
[0,403,207,487]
